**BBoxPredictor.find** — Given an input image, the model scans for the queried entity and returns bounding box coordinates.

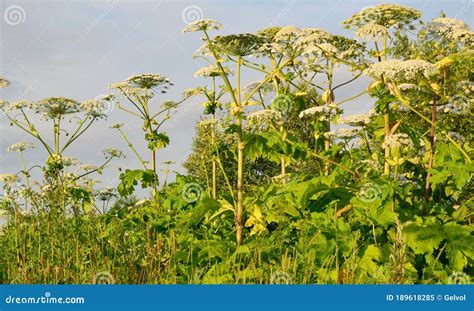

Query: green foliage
[118,169,158,196]
[1,4,473,285]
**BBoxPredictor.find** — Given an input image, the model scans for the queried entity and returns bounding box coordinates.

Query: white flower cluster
[324,128,359,139]
[247,109,283,125]
[0,174,18,185]
[0,78,10,88]
[193,65,232,78]
[7,141,35,152]
[274,26,302,43]
[366,59,436,82]
[299,105,335,118]
[342,4,421,29]
[381,133,413,149]
[102,147,125,159]
[35,97,81,119]
[197,119,215,131]
[182,19,223,33]
[423,17,473,45]
[183,87,206,99]
[355,23,389,41]
[62,156,80,167]
[78,164,98,171]
[0,100,34,112]
[337,110,374,126]
[109,123,125,129]
[110,74,172,98]
[80,100,107,118]
[243,80,274,97]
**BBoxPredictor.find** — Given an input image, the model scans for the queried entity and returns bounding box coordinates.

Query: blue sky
[0,0,472,187]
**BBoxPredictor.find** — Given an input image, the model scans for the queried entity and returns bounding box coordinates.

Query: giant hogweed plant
[0,84,124,217]
[108,74,187,198]
[0,4,473,285]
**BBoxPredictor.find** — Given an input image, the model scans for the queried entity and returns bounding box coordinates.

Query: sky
[0,0,472,189]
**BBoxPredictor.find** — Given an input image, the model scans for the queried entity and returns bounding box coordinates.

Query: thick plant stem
[236,56,244,246]
[424,99,437,201]
[383,113,391,176]
[324,62,334,175]
[211,114,217,200]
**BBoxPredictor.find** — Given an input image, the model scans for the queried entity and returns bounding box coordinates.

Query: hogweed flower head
[95,187,118,201]
[243,80,274,97]
[342,4,421,29]
[193,65,232,78]
[182,19,223,33]
[110,74,172,98]
[274,26,302,43]
[213,33,264,57]
[0,78,10,88]
[78,164,98,172]
[80,99,107,118]
[356,23,389,41]
[365,59,436,83]
[381,133,413,149]
[325,128,359,139]
[183,87,206,99]
[1,100,32,112]
[338,111,373,126]
[109,123,125,129]
[35,97,80,119]
[7,141,35,152]
[0,174,18,185]
[125,74,172,92]
[247,109,283,126]
[62,156,80,167]
[102,147,125,159]
[299,105,336,118]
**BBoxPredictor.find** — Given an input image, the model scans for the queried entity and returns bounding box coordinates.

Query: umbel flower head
[342,4,421,29]
[243,80,274,98]
[338,110,374,126]
[182,19,223,33]
[7,141,35,152]
[0,173,18,185]
[213,33,264,57]
[299,104,337,118]
[365,59,437,83]
[355,23,390,41]
[256,26,282,42]
[102,147,126,159]
[274,26,302,44]
[247,109,283,126]
[110,74,173,97]
[125,74,173,92]
[193,65,233,78]
[324,128,360,139]
[0,78,10,88]
[35,97,81,119]
[183,87,206,99]
[381,133,414,149]
[421,17,473,46]
[80,99,107,118]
